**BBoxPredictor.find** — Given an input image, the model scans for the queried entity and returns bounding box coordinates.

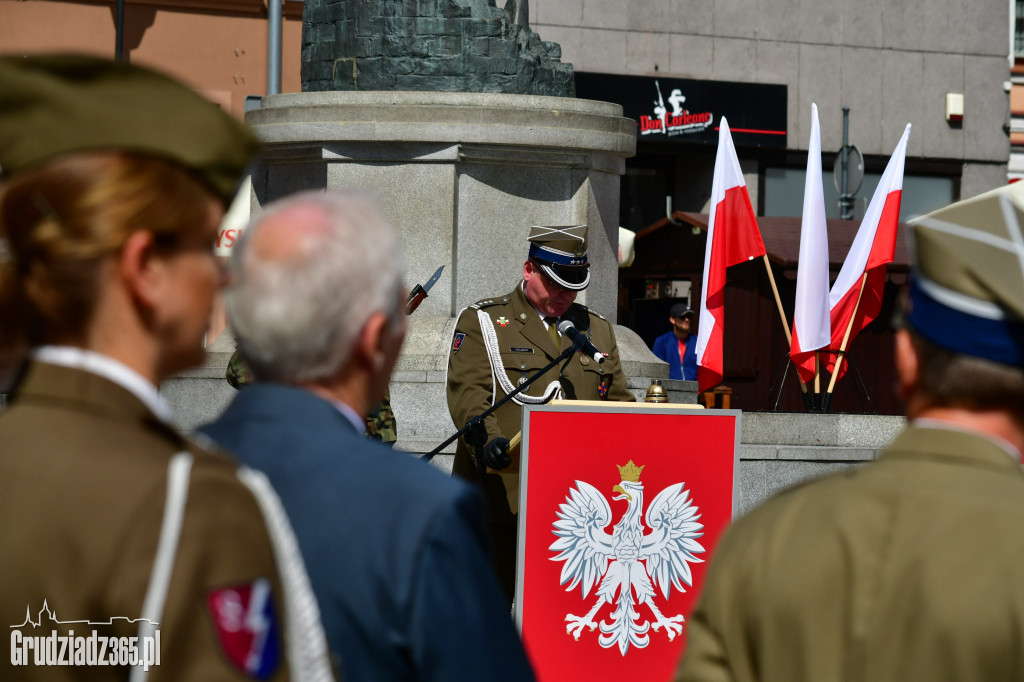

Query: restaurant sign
[576,72,787,149]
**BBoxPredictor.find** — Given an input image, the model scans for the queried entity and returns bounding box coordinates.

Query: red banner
[516,403,739,682]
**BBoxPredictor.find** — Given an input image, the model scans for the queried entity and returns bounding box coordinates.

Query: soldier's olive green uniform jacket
[676,425,1024,682]
[446,284,634,517]
[0,361,323,681]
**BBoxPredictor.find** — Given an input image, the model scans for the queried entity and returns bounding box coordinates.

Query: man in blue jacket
[651,303,697,380]
[199,189,534,682]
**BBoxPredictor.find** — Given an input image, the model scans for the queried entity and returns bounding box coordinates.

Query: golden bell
[645,379,669,403]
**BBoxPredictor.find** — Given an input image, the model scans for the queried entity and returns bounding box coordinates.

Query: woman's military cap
[0,53,258,205]
[527,224,590,290]
[907,182,1024,367]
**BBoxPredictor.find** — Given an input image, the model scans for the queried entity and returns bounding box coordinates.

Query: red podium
[515,401,740,682]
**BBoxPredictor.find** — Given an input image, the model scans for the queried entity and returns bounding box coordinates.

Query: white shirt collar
[911,417,1022,463]
[325,397,367,435]
[31,345,173,423]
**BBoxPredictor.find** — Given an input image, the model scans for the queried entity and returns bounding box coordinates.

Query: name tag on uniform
[509,347,534,353]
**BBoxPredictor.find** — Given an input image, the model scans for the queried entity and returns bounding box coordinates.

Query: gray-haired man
[200,190,534,682]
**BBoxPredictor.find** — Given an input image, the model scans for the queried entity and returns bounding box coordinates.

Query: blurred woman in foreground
[0,55,331,681]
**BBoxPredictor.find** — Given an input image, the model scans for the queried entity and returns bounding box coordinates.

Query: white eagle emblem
[549,460,705,655]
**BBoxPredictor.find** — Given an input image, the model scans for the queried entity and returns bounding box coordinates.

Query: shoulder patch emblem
[452,332,466,354]
[206,578,281,679]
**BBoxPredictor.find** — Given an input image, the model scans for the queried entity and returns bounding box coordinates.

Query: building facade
[0,0,304,118]
[529,0,1010,413]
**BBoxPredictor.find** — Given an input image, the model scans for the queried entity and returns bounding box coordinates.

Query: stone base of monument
[159,330,238,432]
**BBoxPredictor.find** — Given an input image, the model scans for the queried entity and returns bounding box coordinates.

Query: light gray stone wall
[962,161,1012,198]
[735,412,906,516]
[532,0,1010,167]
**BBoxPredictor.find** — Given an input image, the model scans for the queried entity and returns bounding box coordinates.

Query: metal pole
[267,0,282,95]
[115,0,126,61]
[840,107,851,219]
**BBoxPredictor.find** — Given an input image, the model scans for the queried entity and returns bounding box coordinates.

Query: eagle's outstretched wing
[640,482,705,600]
[549,480,615,597]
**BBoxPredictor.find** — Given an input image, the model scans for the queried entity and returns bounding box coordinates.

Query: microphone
[558,320,605,365]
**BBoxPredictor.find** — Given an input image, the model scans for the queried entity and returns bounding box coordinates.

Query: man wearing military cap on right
[446,224,634,602]
[676,182,1024,682]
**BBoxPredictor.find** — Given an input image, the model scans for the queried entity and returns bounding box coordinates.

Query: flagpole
[814,353,820,401]
[762,255,811,403]
[823,272,869,411]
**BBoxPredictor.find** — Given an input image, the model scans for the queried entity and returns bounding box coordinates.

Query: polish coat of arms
[549,460,705,655]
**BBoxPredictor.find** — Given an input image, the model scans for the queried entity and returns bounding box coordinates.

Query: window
[763,167,954,222]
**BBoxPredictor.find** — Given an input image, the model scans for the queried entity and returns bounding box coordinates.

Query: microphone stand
[422,338,588,475]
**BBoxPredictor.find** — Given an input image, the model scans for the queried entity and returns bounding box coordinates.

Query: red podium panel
[515,401,740,682]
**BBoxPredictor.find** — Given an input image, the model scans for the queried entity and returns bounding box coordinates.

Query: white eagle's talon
[653,616,684,639]
[565,614,597,639]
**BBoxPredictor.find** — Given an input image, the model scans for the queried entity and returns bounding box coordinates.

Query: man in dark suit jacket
[200,190,534,682]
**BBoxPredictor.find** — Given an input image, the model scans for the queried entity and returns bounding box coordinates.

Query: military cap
[0,54,258,205]
[906,181,1024,367]
[527,224,590,290]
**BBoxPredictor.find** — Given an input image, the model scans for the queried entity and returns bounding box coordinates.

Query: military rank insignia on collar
[206,578,281,679]
[452,332,466,353]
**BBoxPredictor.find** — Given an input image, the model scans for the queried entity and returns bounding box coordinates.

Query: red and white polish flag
[696,118,767,393]
[823,123,911,379]
[790,103,832,382]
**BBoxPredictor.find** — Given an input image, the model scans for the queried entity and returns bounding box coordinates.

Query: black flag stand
[764,352,819,412]
[764,349,877,414]
[819,351,876,414]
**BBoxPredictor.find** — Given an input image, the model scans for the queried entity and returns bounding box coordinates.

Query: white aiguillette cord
[477,308,561,406]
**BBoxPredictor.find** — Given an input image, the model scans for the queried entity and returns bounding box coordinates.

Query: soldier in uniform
[0,55,331,681]
[446,224,634,601]
[226,346,255,389]
[675,183,1024,682]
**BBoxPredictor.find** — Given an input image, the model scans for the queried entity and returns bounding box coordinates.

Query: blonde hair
[0,152,214,352]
